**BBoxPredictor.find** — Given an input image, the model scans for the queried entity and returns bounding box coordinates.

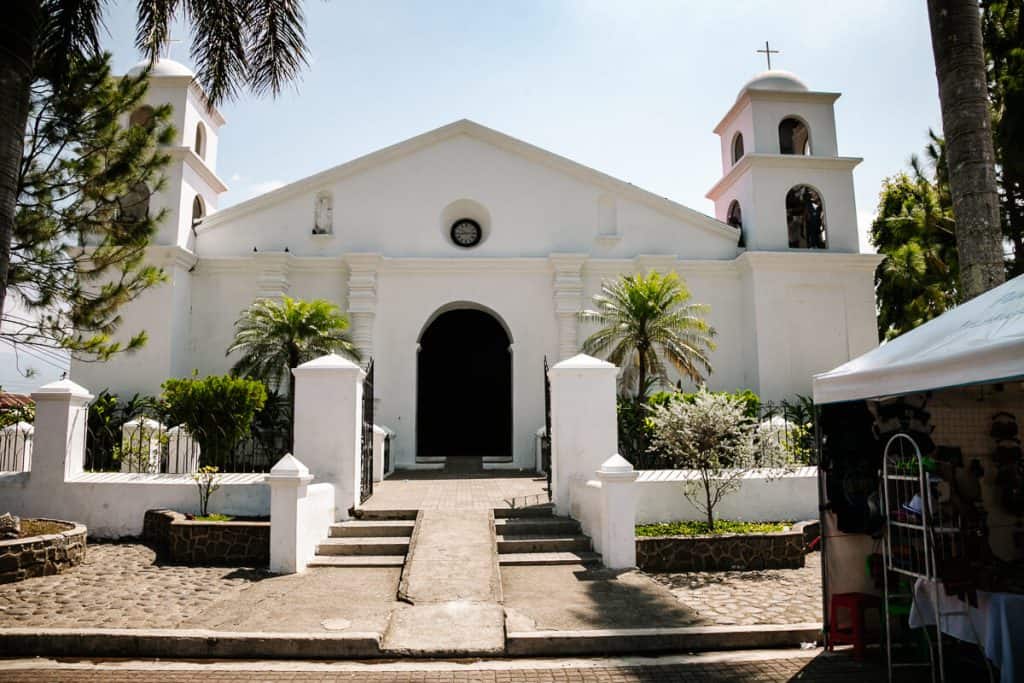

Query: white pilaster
[265,454,315,574]
[30,379,94,487]
[550,253,587,360]
[548,353,618,515]
[292,353,365,519]
[255,252,291,299]
[596,454,638,569]
[344,253,381,364]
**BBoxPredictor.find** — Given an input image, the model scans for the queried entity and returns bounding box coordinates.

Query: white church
[70,59,881,471]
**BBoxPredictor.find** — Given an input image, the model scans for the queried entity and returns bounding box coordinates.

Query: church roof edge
[197,119,739,244]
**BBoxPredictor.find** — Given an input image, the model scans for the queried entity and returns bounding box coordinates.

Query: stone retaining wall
[0,520,87,584]
[143,509,269,566]
[636,523,811,572]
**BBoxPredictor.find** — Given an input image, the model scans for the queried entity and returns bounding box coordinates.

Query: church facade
[70,61,881,471]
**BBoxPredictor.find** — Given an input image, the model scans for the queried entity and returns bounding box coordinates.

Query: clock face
[451,218,482,247]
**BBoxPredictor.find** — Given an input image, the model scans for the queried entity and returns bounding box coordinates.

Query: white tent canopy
[813,274,1024,405]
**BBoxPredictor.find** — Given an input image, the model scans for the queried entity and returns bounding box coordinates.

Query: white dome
[737,70,808,99]
[126,57,194,78]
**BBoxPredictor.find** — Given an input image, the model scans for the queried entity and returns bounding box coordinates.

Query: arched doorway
[417,307,512,462]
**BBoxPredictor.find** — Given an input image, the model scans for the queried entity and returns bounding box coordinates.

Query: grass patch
[19,519,73,538]
[635,520,791,537]
[193,513,234,522]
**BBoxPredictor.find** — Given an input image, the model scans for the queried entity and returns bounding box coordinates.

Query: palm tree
[227,297,360,421]
[577,271,716,402]
[927,0,1006,299]
[0,0,309,333]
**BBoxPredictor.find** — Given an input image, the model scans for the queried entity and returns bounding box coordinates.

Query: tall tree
[928,0,1006,298]
[227,296,360,441]
[0,0,310,337]
[578,271,716,402]
[982,0,1024,276]
[5,54,171,359]
[871,134,960,340]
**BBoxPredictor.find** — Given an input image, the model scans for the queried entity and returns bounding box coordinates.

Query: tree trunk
[0,3,41,323]
[288,345,300,451]
[928,0,1006,299]
[637,343,648,402]
[703,477,714,532]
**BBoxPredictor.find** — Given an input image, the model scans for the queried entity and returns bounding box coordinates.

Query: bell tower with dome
[124,57,228,250]
[705,70,861,253]
[71,58,229,396]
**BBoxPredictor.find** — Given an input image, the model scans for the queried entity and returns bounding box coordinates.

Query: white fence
[634,467,819,524]
[0,422,33,472]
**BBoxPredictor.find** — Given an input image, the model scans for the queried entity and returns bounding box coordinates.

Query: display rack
[881,433,963,683]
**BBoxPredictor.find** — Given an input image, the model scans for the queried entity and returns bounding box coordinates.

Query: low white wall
[635,467,818,524]
[569,476,603,554]
[0,471,268,538]
[296,482,335,570]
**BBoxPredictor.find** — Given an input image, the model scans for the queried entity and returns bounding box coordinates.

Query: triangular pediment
[198,119,737,243]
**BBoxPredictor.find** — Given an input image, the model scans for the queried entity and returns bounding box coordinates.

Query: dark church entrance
[417,308,512,463]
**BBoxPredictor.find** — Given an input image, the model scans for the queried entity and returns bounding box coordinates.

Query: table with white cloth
[908,578,1024,682]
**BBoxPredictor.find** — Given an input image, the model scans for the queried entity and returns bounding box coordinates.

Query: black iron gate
[360,359,374,504]
[542,356,552,500]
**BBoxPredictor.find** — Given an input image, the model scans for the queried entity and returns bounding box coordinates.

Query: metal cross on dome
[757,41,780,70]
[161,37,183,59]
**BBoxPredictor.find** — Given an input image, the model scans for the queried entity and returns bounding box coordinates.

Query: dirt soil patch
[18,519,74,538]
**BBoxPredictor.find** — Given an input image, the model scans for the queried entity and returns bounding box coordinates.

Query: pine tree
[4,54,172,360]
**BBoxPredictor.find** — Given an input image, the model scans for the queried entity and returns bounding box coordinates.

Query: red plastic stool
[827,592,882,659]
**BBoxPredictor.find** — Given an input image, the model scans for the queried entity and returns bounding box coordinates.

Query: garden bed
[635,520,817,572]
[142,509,269,566]
[0,519,87,584]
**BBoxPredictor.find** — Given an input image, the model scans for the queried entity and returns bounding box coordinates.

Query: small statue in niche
[313,192,333,235]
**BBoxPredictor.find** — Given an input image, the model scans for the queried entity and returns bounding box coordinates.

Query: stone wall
[143,509,269,566]
[0,521,87,584]
[636,527,806,572]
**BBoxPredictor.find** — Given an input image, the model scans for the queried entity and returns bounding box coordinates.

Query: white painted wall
[634,467,819,524]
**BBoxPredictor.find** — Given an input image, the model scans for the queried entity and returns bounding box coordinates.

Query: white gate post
[292,354,365,519]
[30,380,93,488]
[596,454,638,569]
[548,353,618,516]
[265,454,315,573]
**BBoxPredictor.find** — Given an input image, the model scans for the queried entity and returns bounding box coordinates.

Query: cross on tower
[756,41,780,70]
[161,37,183,59]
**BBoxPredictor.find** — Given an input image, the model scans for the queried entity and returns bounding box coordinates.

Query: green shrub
[0,403,34,429]
[161,374,267,468]
[636,520,791,536]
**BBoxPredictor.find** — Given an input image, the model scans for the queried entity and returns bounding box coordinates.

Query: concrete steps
[310,513,415,567]
[495,506,596,567]
[317,537,411,556]
[329,520,416,538]
[353,508,418,521]
[498,551,601,566]
[495,517,581,536]
[497,535,592,553]
[307,555,406,567]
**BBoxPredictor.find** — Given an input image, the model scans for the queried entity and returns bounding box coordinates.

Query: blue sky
[2,0,942,393]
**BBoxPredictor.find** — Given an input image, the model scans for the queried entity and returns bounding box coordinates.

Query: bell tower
[705,70,861,252]
[124,57,228,249]
[70,58,228,396]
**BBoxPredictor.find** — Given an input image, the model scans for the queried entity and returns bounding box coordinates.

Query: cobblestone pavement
[0,542,266,629]
[0,650,904,682]
[648,552,823,625]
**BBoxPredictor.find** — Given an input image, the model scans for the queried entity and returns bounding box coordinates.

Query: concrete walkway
[383,510,505,656]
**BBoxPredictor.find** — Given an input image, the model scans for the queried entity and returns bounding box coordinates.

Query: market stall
[812,274,1024,682]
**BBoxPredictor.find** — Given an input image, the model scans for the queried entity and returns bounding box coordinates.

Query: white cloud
[248,179,285,197]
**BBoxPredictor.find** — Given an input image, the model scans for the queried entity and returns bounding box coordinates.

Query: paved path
[0,542,264,629]
[0,650,905,682]
[648,552,824,625]
[364,472,548,510]
[384,510,505,655]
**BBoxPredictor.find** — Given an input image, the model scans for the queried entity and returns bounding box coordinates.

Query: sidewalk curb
[0,623,822,660]
[0,628,383,659]
[505,623,822,656]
